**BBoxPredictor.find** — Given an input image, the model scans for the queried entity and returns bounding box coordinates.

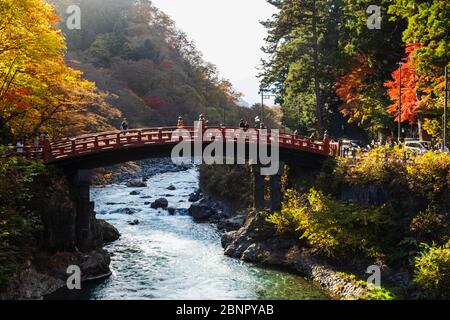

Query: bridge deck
[5,127,340,163]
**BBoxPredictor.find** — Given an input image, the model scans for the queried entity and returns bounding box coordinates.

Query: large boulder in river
[188,202,216,221]
[126,179,147,188]
[97,219,121,243]
[151,198,169,209]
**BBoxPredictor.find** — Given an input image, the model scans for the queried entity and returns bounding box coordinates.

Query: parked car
[341,139,366,156]
[404,141,429,154]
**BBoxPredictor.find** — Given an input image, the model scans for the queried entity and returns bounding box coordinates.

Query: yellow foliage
[268,188,392,257]
[406,152,450,198]
[340,146,407,184]
[0,0,119,139]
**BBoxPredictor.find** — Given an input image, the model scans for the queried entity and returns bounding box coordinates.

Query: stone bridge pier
[252,163,284,212]
[69,169,100,252]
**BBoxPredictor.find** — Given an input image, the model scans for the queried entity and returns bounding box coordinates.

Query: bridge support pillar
[70,169,98,252]
[252,165,266,211]
[269,163,284,212]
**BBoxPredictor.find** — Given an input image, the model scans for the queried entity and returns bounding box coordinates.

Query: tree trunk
[417,114,424,141]
[311,0,323,133]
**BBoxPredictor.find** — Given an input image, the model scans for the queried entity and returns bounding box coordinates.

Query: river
[48,167,329,300]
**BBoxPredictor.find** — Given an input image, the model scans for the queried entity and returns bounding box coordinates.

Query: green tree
[336,0,405,137]
[261,0,344,132]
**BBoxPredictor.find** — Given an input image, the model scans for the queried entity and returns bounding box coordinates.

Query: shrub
[414,241,450,299]
[268,188,394,257]
[410,204,449,243]
[315,158,343,196]
[407,152,450,200]
[199,164,252,206]
[341,146,407,185]
[0,158,46,289]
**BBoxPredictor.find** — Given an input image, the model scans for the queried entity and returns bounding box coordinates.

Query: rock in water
[188,202,216,221]
[188,191,202,202]
[126,179,147,188]
[80,249,112,280]
[97,219,121,243]
[128,220,140,226]
[167,185,176,191]
[130,190,141,195]
[110,208,138,215]
[151,198,169,209]
[167,207,176,215]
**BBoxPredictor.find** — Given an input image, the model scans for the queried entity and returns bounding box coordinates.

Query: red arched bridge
[8,126,340,170]
[6,126,341,250]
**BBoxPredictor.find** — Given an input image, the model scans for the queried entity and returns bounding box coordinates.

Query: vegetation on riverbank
[267,148,450,299]
[0,158,47,289]
[198,164,252,207]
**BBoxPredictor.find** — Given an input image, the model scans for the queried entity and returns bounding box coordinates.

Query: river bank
[188,190,377,300]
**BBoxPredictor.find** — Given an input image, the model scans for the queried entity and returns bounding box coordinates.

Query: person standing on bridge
[177,116,185,128]
[239,119,246,129]
[254,116,261,129]
[120,118,129,131]
[244,121,250,131]
[16,138,24,154]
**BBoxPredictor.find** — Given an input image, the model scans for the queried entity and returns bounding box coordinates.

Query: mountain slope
[53,0,248,129]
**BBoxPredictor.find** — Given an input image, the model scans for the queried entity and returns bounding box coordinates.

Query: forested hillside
[52,0,249,129]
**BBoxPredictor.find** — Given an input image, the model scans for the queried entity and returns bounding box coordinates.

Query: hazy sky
[151,0,277,105]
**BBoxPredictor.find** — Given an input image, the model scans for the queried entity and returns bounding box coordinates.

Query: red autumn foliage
[384,43,422,124]
[143,96,166,108]
[3,88,32,110]
[336,54,375,124]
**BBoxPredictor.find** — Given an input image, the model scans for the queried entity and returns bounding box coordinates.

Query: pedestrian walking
[120,118,129,131]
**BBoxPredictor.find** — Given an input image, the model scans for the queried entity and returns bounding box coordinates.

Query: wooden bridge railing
[4,127,340,163]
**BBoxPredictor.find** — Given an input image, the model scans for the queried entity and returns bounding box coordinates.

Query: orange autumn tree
[336,54,388,133]
[384,43,421,125]
[0,0,119,140]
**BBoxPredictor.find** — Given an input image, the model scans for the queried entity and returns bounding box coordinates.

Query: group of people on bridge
[14,132,50,155]
[11,114,336,157]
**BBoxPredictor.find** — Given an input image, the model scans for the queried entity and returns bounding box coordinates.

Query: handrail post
[43,139,51,162]
[158,129,163,143]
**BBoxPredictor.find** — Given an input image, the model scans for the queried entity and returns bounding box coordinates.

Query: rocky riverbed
[1,219,119,300]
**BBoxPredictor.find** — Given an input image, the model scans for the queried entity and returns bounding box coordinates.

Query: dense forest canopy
[1,0,448,143]
[260,0,449,142]
[0,0,119,141]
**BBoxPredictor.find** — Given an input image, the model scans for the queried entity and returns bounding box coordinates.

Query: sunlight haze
[151,0,276,105]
